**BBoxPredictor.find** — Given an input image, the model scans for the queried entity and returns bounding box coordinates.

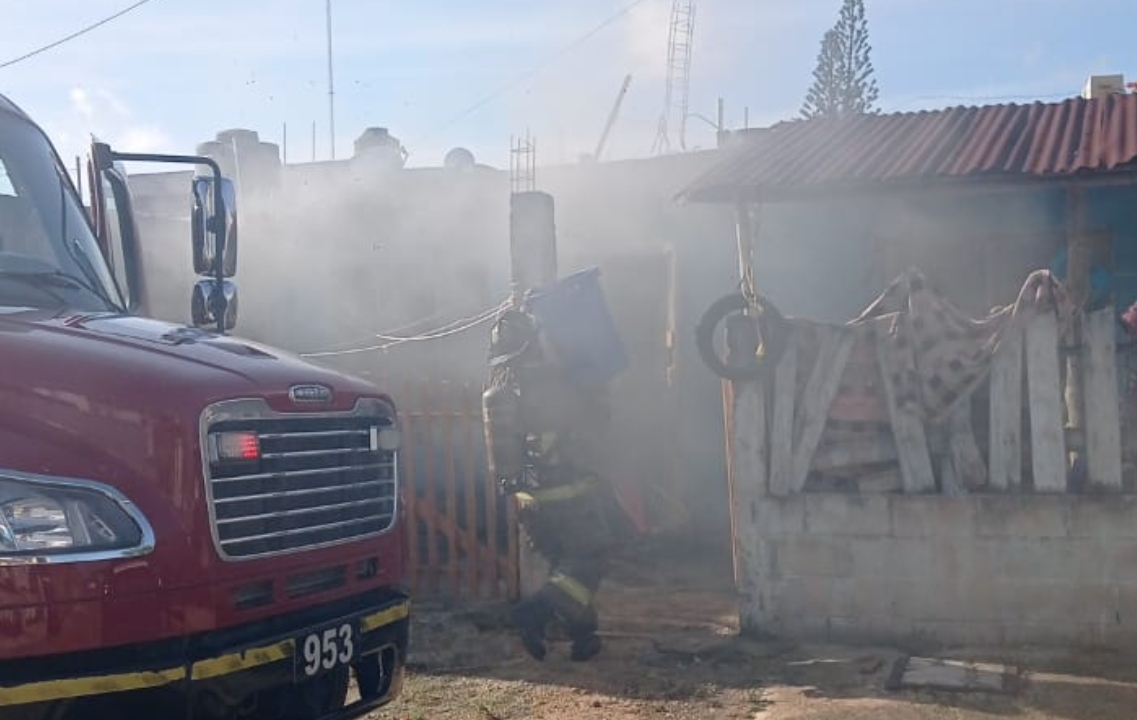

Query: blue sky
[0,0,1132,172]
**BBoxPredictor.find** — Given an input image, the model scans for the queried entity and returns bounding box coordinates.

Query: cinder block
[998,621,1103,649]
[979,581,1118,625]
[847,536,966,582]
[753,496,807,537]
[1068,496,1137,540]
[969,538,1108,583]
[888,578,971,623]
[826,614,911,645]
[769,575,836,620]
[803,493,891,537]
[974,495,1070,539]
[890,496,977,538]
[774,537,854,578]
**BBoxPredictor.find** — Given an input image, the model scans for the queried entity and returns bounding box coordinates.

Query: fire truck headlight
[0,474,153,560]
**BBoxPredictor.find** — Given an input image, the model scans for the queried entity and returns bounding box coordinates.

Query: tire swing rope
[694,283,789,382]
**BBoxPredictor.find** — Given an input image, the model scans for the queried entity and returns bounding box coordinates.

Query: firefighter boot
[511,598,552,661]
[570,631,603,662]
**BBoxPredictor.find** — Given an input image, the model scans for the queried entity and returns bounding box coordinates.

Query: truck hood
[0,308,395,603]
[0,309,378,409]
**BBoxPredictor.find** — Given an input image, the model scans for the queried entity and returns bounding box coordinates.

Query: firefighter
[483,308,625,662]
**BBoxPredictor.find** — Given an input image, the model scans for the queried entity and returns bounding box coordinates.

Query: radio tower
[652,0,696,155]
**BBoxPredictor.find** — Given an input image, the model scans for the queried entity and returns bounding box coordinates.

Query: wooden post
[1027,312,1068,492]
[734,202,757,299]
[730,379,768,633]
[988,331,1024,491]
[1065,187,1089,466]
[1083,306,1123,490]
[721,379,740,589]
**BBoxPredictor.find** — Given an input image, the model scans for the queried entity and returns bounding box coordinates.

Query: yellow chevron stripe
[0,667,185,707]
[0,600,411,707]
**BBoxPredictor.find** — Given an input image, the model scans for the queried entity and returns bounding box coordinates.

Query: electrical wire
[410,0,653,146]
[374,300,508,342]
[0,0,160,70]
[300,300,507,358]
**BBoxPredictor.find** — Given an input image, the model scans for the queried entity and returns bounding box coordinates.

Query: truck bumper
[0,589,410,720]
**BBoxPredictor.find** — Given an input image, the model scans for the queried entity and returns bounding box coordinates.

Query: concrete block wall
[741,493,1137,650]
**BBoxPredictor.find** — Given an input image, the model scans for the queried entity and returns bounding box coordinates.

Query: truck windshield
[0,108,123,314]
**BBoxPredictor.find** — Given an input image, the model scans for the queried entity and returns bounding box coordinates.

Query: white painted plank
[1025,312,1068,493]
[873,317,936,493]
[1083,306,1123,491]
[791,329,856,492]
[768,337,798,496]
[729,379,768,631]
[988,331,1023,491]
[948,401,987,490]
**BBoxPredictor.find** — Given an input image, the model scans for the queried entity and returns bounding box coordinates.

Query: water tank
[353,127,406,168]
[444,147,476,170]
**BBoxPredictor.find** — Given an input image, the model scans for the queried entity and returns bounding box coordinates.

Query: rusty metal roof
[681,93,1137,203]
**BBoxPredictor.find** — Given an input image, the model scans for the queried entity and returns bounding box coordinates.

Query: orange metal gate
[394,380,519,602]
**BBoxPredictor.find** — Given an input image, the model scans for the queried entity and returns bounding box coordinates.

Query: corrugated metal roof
[681,93,1137,203]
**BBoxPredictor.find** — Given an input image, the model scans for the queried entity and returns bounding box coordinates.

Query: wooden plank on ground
[873,317,936,493]
[1083,306,1123,491]
[730,378,768,631]
[1025,312,1068,492]
[988,331,1023,491]
[768,337,797,496]
[791,329,855,491]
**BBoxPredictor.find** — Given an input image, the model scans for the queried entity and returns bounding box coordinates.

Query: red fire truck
[0,91,409,719]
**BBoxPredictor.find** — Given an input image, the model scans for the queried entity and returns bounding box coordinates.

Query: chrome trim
[212,480,391,503]
[288,384,333,403]
[0,469,156,566]
[199,397,400,563]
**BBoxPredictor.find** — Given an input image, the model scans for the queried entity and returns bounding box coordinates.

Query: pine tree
[800,0,880,119]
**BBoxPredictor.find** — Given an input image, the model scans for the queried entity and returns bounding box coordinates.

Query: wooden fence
[393,380,520,602]
[727,305,1135,497]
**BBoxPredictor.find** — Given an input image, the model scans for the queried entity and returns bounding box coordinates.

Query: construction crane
[652,0,696,155]
[594,74,633,161]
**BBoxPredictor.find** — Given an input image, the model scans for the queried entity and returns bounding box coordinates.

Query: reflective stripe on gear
[547,572,593,609]
[513,478,598,510]
[0,601,411,707]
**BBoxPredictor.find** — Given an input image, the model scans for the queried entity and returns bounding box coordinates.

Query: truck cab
[0,93,409,719]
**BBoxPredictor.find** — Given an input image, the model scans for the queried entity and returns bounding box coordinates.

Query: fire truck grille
[205,414,397,560]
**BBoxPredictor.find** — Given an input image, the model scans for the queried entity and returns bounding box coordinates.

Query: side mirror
[191,176,238,277]
[191,279,238,331]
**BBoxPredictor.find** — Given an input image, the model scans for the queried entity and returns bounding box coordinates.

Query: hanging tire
[694,292,787,382]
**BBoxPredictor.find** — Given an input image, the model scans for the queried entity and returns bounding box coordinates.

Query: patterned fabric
[848,267,1073,425]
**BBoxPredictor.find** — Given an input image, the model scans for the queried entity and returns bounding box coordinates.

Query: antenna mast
[652,0,695,155]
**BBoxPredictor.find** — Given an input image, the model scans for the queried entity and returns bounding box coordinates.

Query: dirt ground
[364,539,1137,720]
